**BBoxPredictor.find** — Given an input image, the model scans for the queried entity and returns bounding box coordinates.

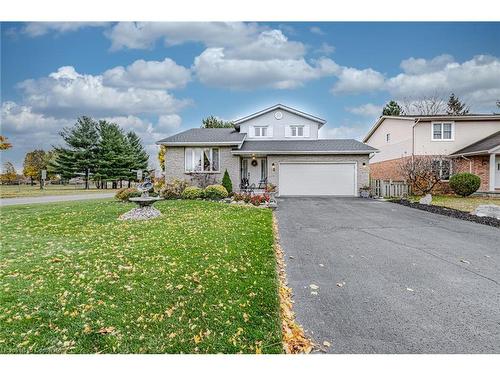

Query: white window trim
[289,125,306,138]
[253,126,269,138]
[431,121,455,142]
[184,147,220,173]
[434,158,452,181]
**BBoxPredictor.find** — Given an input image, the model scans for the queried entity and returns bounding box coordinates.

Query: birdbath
[118,175,163,220]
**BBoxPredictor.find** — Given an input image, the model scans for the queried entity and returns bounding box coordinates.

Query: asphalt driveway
[276,197,500,353]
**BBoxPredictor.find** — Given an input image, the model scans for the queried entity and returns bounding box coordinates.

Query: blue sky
[2,22,500,169]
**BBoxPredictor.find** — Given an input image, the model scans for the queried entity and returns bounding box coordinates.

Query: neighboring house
[157,104,377,196]
[363,115,500,192]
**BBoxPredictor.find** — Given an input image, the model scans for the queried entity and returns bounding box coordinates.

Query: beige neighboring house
[363,114,500,193]
[157,104,377,196]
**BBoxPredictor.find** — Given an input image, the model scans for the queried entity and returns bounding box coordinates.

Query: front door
[241,158,267,187]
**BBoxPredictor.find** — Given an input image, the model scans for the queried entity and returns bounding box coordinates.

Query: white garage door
[279,162,356,196]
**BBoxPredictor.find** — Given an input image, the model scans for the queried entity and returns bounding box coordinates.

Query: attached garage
[279,162,357,196]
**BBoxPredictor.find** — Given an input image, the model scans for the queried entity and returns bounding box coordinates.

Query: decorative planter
[359,190,370,198]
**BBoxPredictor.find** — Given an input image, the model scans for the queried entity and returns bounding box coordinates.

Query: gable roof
[232,139,377,155]
[156,128,245,146]
[232,104,327,129]
[363,114,500,143]
[450,131,500,156]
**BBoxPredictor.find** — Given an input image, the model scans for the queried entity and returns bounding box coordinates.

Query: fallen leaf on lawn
[83,324,92,334]
[309,284,319,290]
[168,332,177,339]
[176,284,184,290]
[243,313,249,322]
[323,341,331,347]
[98,326,115,334]
[193,335,202,344]
[50,258,62,263]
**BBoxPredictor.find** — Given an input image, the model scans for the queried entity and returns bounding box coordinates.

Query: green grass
[0,184,119,199]
[0,200,282,353]
[410,195,500,212]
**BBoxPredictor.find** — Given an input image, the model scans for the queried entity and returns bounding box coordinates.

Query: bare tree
[401,94,447,115]
[398,155,447,194]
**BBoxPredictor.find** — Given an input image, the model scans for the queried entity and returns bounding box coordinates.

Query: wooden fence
[370,179,410,198]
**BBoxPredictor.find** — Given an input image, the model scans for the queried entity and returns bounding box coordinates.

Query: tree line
[0,117,149,189]
[382,93,472,116]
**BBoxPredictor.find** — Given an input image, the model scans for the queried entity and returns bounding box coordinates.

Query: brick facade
[370,155,491,193]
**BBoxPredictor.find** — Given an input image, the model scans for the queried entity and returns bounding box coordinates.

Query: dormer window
[254,126,268,137]
[432,122,454,141]
[291,125,304,137]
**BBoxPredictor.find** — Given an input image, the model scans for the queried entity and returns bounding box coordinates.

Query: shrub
[160,179,190,199]
[115,187,141,202]
[221,169,233,194]
[243,193,252,203]
[181,186,203,200]
[203,184,228,200]
[233,192,245,201]
[449,172,481,197]
[249,194,266,206]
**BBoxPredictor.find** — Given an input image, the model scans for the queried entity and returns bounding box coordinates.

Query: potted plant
[359,185,371,198]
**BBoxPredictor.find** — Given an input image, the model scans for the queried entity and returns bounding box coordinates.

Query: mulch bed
[390,199,500,229]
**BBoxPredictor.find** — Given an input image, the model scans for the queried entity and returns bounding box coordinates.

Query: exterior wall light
[272,163,276,172]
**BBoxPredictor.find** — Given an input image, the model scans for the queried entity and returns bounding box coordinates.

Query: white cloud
[224,30,305,60]
[310,26,325,36]
[106,22,262,51]
[386,55,500,109]
[18,66,189,118]
[331,67,385,94]
[21,22,109,37]
[400,54,455,75]
[102,58,191,90]
[315,42,335,55]
[193,48,339,90]
[347,103,383,118]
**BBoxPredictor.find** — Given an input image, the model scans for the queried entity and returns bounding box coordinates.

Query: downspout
[460,155,473,173]
[411,118,421,160]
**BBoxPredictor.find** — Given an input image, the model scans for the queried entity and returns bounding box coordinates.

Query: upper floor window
[290,125,305,137]
[432,122,454,141]
[254,126,268,137]
[185,147,219,173]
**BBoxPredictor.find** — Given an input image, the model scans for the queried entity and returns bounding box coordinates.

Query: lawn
[411,195,500,212]
[0,199,282,353]
[0,184,118,199]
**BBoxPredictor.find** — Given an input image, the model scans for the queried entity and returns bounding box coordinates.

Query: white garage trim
[278,162,358,197]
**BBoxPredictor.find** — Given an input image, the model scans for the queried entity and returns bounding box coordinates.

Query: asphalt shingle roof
[235,139,377,153]
[450,131,500,155]
[156,128,245,144]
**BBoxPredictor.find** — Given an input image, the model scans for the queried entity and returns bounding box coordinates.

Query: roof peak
[232,104,326,128]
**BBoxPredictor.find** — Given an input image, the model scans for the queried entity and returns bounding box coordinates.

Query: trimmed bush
[449,172,481,197]
[115,187,141,202]
[181,186,203,200]
[203,184,228,200]
[160,179,190,199]
[221,169,233,194]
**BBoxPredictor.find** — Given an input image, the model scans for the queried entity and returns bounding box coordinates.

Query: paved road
[0,193,115,206]
[276,197,500,353]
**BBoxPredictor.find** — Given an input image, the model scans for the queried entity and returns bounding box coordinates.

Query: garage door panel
[279,163,356,196]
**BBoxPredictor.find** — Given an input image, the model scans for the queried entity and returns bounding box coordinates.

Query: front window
[291,125,304,137]
[185,148,220,172]
[432,122,453,141]
[254,126,268,137]
[432,159,451,180]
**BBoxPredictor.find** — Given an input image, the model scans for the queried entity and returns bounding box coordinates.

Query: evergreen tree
[446,93,469,115]
[382,101,403,116]
[126,131,149,185]
[52,116,99,189]
[201,116,234,128]
[222,169,233,194]
[95,121,131,188]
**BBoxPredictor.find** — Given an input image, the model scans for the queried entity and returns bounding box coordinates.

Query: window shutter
[303,125,310,138]
[285,126,291,137]
[267,125,273,137]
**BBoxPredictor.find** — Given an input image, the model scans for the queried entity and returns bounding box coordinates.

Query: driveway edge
[272,212,314,354]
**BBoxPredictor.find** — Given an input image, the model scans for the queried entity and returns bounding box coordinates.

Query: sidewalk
[0,193,115,206]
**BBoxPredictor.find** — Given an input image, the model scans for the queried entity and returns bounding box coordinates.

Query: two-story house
[363,114,500,193]
[157,104,377,196]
